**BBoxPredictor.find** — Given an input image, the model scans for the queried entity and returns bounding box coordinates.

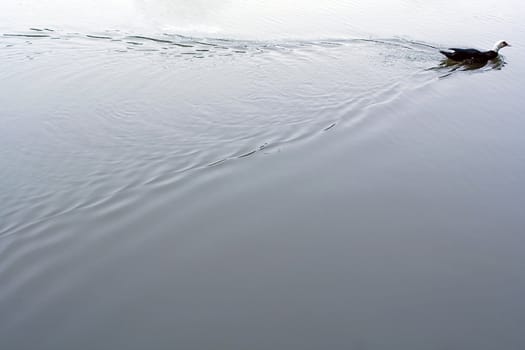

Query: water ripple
[0,30,449,240]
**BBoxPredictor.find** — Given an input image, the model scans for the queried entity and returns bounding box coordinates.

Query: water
[1,1,525,349]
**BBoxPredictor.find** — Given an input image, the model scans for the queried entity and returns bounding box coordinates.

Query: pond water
[1,1,525,349]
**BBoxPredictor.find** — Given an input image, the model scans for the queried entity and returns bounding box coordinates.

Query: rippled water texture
[0,32,442,237]
[1,1,525,350]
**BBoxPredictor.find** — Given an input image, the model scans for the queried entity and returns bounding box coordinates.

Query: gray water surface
[1,1,525,349]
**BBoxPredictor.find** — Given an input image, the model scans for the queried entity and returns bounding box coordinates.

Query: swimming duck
[440,40,510,62]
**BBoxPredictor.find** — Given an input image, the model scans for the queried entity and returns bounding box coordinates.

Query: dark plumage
[439,40,510,63]
[440,48,497,62]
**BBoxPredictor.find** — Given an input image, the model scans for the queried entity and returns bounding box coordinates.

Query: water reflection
[431,56,506,78]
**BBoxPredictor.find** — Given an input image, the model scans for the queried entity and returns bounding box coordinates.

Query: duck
[439,40,510,63]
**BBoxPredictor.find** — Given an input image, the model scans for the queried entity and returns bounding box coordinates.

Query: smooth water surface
[1,1,525,349]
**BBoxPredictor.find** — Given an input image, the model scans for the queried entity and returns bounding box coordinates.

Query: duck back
[440,48,497,62]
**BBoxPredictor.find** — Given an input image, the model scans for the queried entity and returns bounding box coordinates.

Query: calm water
[1,1,525,349]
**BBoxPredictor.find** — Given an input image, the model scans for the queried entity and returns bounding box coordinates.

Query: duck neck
[492,43,502,52]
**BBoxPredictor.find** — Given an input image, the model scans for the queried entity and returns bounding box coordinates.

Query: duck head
[493,40,511,52]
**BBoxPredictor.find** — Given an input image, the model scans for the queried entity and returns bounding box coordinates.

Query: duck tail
[439,50,454,59]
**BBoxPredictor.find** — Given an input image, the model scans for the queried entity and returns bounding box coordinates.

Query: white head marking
[493,40,510,52]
